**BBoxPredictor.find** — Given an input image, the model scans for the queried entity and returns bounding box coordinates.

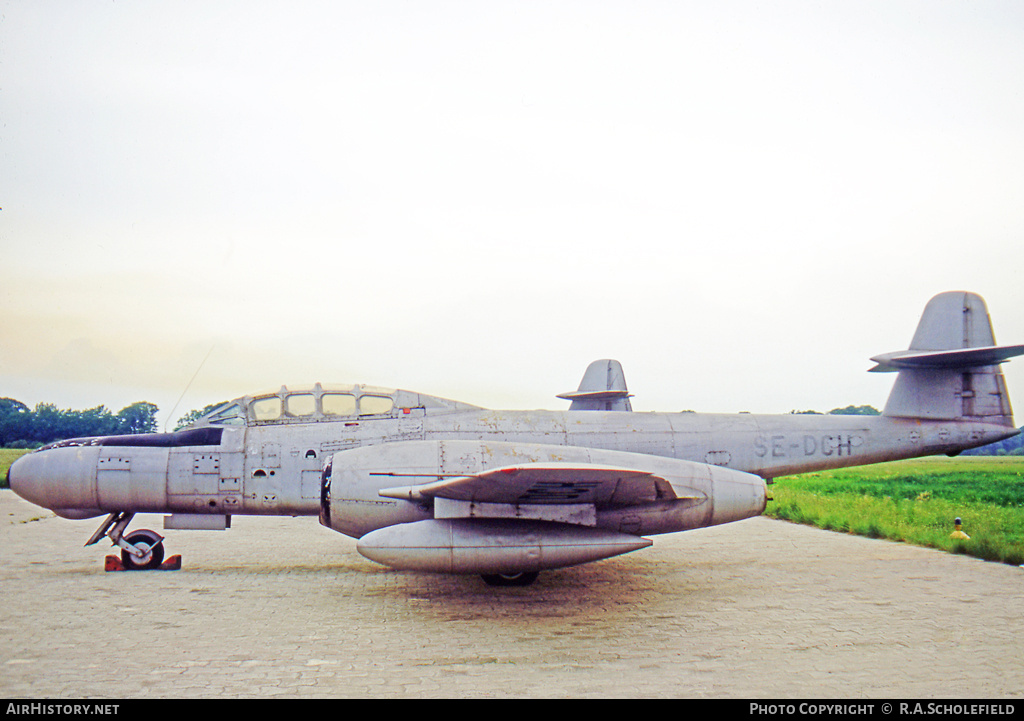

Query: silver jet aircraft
[8,291,1023,585]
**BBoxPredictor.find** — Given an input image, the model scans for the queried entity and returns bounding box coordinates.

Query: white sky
[1,0,1023,430]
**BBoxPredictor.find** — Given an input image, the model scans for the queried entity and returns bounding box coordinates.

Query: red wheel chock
[104,555,182,572]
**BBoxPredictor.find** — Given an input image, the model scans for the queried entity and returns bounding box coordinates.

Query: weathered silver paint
[557,359,633,411]
[320,439,766,544]
[356,518,654,575]
[7,291,1022,579]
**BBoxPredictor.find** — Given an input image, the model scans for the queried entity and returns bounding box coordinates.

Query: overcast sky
[2,0,1023,430]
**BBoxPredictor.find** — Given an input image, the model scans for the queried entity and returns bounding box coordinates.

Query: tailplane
[870,292,1024,426]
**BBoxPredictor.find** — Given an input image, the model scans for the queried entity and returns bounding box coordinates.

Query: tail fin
[870,292,1024,426]
[557,359,633,411]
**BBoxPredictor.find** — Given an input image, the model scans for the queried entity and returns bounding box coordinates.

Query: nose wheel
[120,529,166,570]
[86,512,173,571]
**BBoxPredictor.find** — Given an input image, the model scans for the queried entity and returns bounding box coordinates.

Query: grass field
[4,448,1023,566]
[766,456,1024,566]
[0,449,28,487]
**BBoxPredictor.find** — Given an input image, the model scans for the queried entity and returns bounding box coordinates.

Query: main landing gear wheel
[120,529,165,570]
[481,571,540,587]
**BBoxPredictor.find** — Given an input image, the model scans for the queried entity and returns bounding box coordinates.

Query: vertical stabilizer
[870,292,1021,426]
[908,291,996,350]
[557,359,633,411]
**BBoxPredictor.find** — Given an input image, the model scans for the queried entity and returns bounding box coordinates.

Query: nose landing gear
[86,512,180,571]
[119,529,165,570]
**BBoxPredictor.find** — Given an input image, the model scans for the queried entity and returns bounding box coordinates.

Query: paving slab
[1,489,1021,699]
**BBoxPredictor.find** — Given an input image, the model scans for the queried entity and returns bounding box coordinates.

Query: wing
[378,462,705,506]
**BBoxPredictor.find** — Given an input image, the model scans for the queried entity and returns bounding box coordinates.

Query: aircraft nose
[7,448,103,519]
[8,453,42,506]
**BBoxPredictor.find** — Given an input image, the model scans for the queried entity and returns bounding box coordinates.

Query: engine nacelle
[319,439,767,546]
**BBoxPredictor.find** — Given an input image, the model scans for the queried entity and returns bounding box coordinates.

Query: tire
[481,571,539,587]
[121,530,165,570]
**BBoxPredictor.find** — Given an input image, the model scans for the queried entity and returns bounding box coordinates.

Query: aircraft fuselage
[11,407,1013,523]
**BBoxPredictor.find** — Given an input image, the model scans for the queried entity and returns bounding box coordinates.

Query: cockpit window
[251,396,283,421]
[212,387,402,425]
[322,393,357,417]
[286,393,317,417]
[205,403,246,426]
[359,395,395,416]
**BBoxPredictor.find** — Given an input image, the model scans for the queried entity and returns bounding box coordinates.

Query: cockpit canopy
[195,383,482,427]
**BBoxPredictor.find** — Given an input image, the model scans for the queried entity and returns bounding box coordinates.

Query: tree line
[962,434,1024,456]
[791,405,882,415]
[0,398,159,448]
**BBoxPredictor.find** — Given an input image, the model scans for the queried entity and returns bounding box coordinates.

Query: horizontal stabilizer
[869,344,1024,372]
[557,389,633,402]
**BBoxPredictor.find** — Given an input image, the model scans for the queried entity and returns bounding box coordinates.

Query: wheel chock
[104,554,183,571]
[104,555,124,572]
[160,555,183,570]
